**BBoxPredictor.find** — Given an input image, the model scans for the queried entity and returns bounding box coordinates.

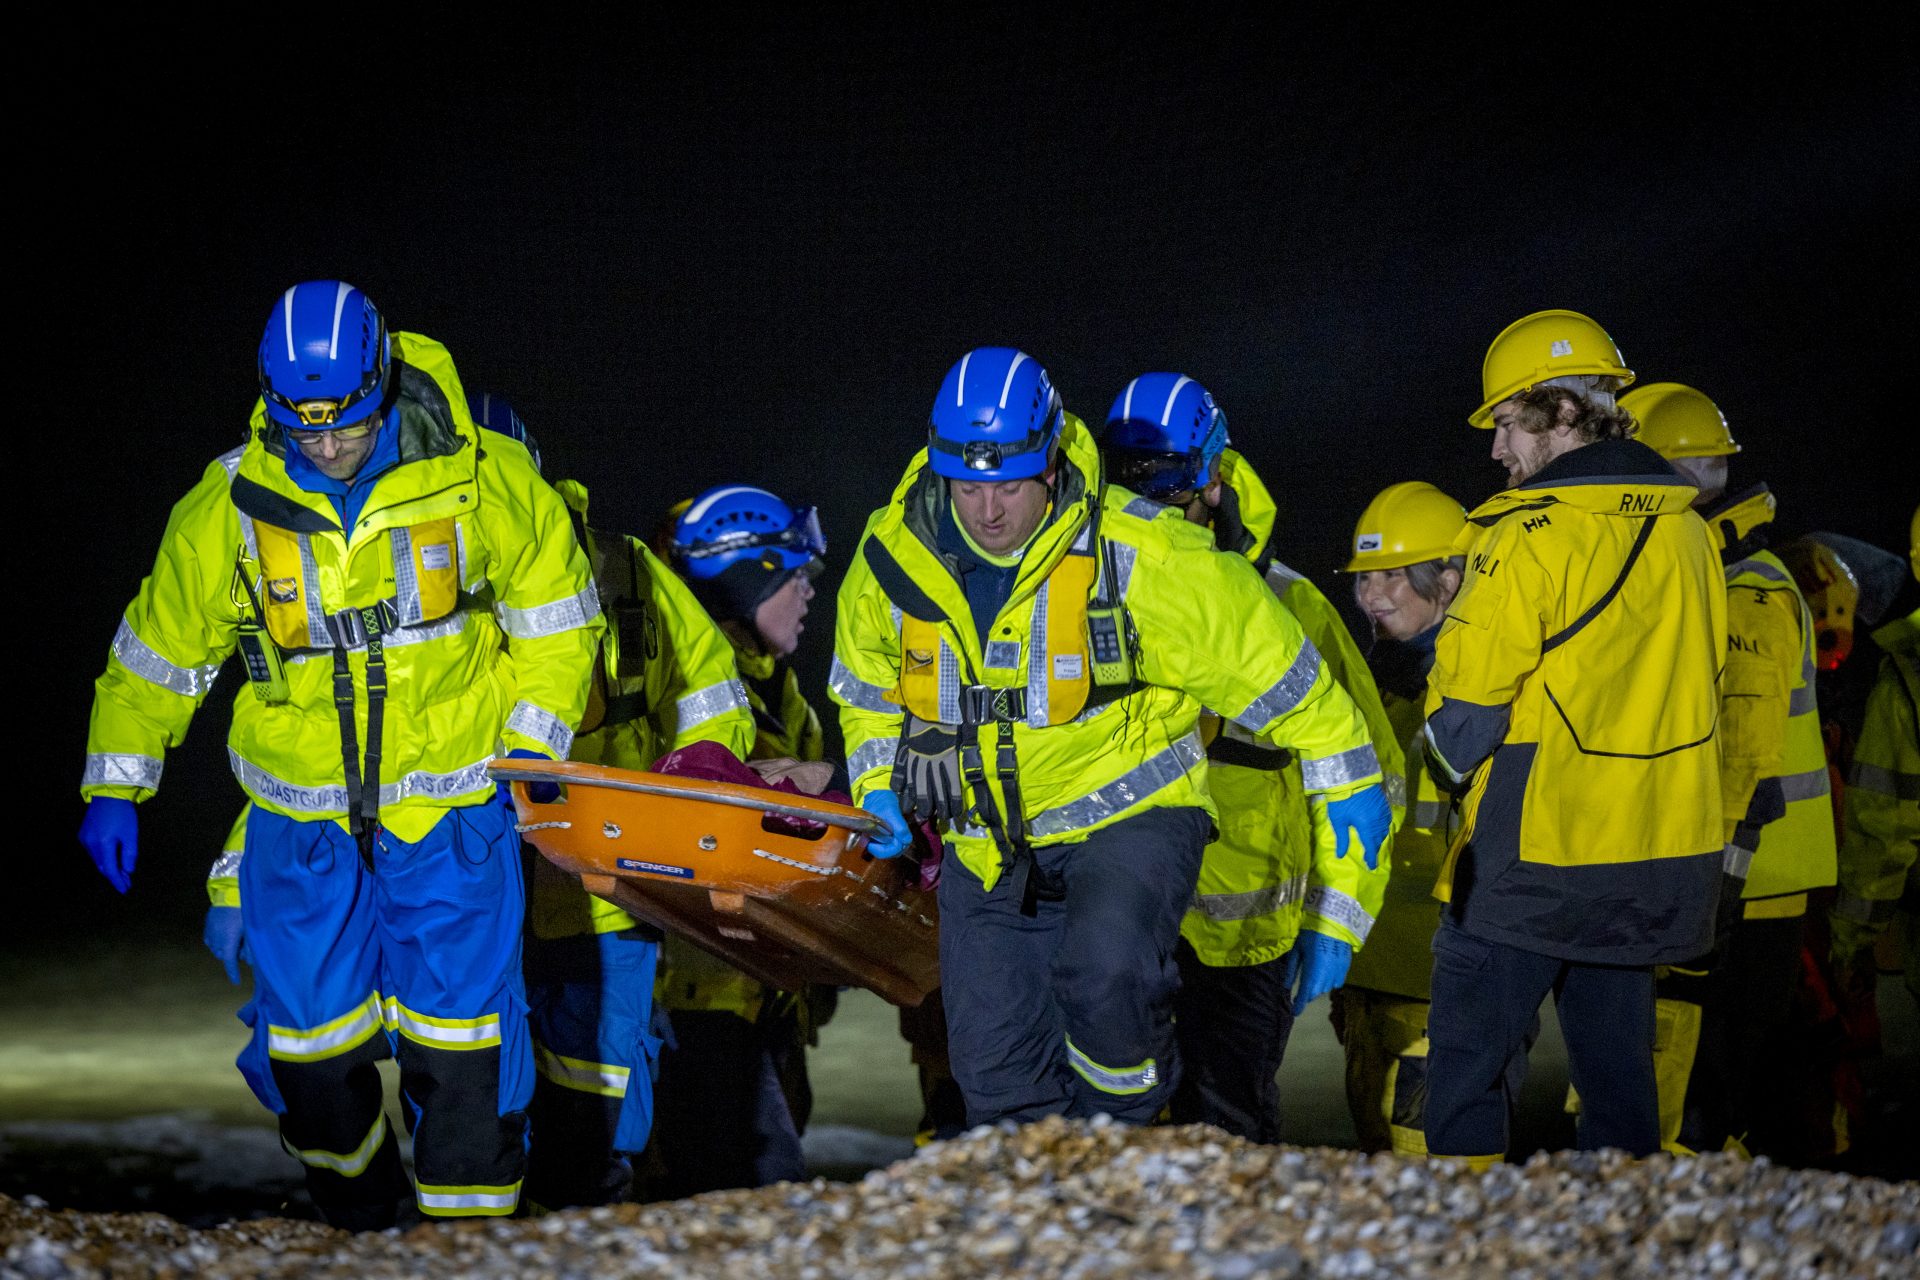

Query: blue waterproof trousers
[938,805,1210,1126]
[236,801,531,1227]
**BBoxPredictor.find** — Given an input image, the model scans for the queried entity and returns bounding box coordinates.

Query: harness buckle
[959,684,1028,726]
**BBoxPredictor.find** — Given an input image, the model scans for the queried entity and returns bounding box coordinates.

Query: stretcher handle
[487,761,887,837]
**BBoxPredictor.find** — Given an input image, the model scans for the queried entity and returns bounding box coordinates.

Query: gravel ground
[4,1117,1915,1279]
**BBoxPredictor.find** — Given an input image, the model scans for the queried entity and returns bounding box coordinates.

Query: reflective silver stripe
[1234,642,1321,731]
[1109,540,1138,601]
[1302,885,1376,941]
[937,639,962,725]
[418,1186,519,1213]
[383,611,469,649]
[1192,873,1308,922]
[1301,743,1382,791]
[83,752,163,790]
[217,447,259,560]
[849,736,899,783]
[1064,1036,1158,1095]
[298,534,332,648]
[112,619,224,697]
[454,520,470,586]
[829,656,897,713]
[267,994,383,1060]
[1774,767,1830,804]
[1413,799,1449,829]
[1834,891,1897,926]
[676,678,750,734]
[1029,732,1204,837]
[534,1042,630,1098]
[1122,495,1165,520]
[497,581,601,639]
[1265,560,1305,594]
[1723,842,1755,881]
[1384,772,1407,808]
[1730,557,1791,585]
[1789,682,1818,716]
[284,1113,389,1176]
[389,527,424,626]
[209,849,245,880]
[505,701,573,760]
[1851,761,1920,800]
[1026,579,1051,728]
[384,998,502,1049]
[230,750,495,812]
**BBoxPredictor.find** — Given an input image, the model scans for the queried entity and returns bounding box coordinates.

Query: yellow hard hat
[1345,481,1469,572]
[1471,309,1634,428]
[1620,382,1738,459]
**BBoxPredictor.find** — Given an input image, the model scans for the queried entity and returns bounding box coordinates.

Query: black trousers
[1169,940,1297,1143]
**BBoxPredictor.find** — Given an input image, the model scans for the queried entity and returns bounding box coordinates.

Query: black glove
[893,717,966,824]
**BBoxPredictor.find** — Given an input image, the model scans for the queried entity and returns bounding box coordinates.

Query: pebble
[1,1119,1915,1278]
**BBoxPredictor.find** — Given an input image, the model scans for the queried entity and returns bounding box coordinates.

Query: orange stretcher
[492,759,939,1007]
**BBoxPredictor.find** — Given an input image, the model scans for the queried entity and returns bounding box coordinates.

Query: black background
[25,12,1916,944]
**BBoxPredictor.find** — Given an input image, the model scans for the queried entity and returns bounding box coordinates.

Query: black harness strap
[331,602,394,872]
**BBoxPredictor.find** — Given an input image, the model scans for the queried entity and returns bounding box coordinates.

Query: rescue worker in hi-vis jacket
[1421,311,1728,1166]
[79,283,602,1228]
[829,346,1392,1126]
[1096,373,1402,1142]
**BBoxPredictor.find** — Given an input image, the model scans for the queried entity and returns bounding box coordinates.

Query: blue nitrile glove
[860,791,912,859]
[79,797,139,894]
[1287,929,1354,1010]
[500,747,561,806]
[203,904,246,986]
[1322,782,1393,871]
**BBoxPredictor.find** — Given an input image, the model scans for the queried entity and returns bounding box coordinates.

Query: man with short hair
[1422,311,1728,1163]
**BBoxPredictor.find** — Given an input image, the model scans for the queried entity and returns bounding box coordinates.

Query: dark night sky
[24,12,1916,942]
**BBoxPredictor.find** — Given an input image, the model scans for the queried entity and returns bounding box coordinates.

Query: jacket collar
[1697,483,1776,563]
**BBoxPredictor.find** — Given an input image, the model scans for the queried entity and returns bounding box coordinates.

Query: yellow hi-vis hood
[1423,437,1729,965]
[84,332,603,844]
[832,416,1381,890]
[1212,448,1279,571]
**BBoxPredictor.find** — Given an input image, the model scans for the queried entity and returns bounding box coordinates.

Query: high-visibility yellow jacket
[1181,452,1403,963]
[1346,680,1457,1000]
[658,615,831,1021]
[1702,486,1836,906]
[1832,609,1919,956]
[530,481,756,940]
[85,333,601,845]
[1424,438,1728,965]
[830,416,1381,891]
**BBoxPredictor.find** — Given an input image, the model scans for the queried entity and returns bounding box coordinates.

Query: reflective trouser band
[505,700,573,760]
[83,752,164,791]
[383,998,502,1050]
[1834,891,1897,926]
[416,1181,521,1217]
[676,679,751,733]
[1065,1036,1159,1096]
[1851,761,1920,800]
[1303,885,1376,941]
[282,1112,389,1177]
[1723,842,1755,881]
[534,1041,630,1098]
[1301,742,1382,790]
[1770,766,1830,803]
[1192,873,1308,922]
[1233,642,1322,731]
[829,656,897,712]
[268,994,384,1062]
[848,735,900,784]
[1028,732,1203,838]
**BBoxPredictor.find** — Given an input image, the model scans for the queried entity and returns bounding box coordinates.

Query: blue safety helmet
[927,346,1064,481]
[471,390,543,473]
[257,281,392,431]
[672,485,826,580]
[1101,373,1230,503]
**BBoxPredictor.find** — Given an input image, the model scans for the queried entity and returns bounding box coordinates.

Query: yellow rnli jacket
[1181,452,1403,963]
[830,417,1381,891]
[530,481,756,940]
[1346,670,1457,1001]
[1424,438,1728,965]
[658,626,831,1021]
[1701,486,1836,907]
[85,333,601,845]
[1832,609,1919,956]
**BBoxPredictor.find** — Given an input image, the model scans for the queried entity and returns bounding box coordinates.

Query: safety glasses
[1106,448,1209,503]
[285,420,382,446]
